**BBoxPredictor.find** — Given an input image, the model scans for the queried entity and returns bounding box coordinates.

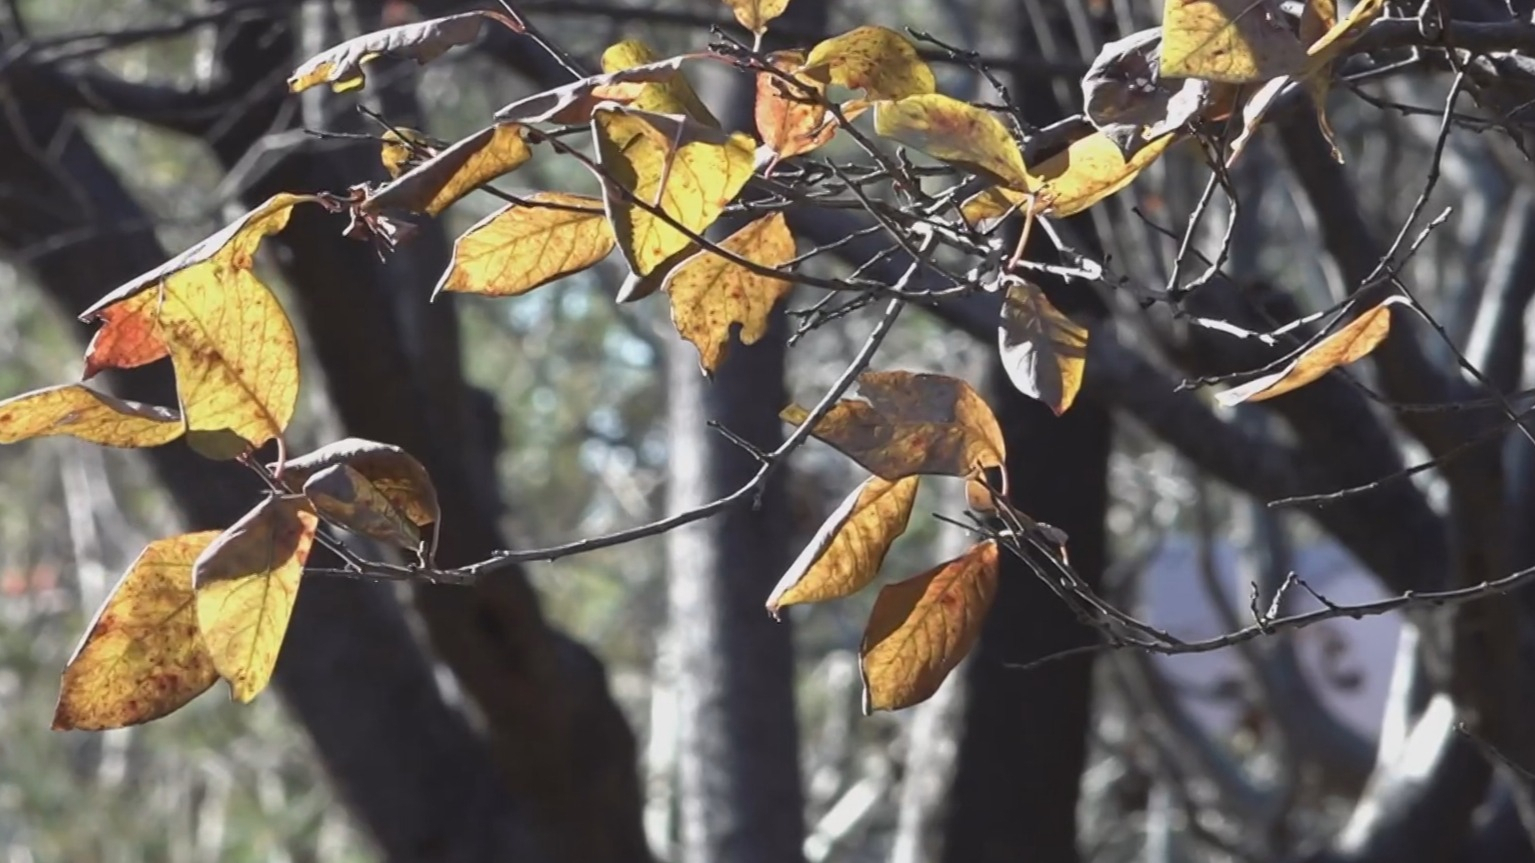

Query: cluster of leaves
[2,0,1406,728]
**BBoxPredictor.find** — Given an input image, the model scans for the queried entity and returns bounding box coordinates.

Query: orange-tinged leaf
[962,131,1178,224]
[592,107,757,277]
[0,384,182,448]
[755,51,838,165]
[287,11,501,93]
[781,370,1006,481]
[380,127,440,178]
[365,124,529,216]
[494,56,696,125]
[805,26,937,101]
[662,213,794,373]
[78,194,309,457]
[82,292,167,379]
[53,532,222,730]
[1159,0,1308,83]
[435,192,614,299]
[601,40,718,126]
[302,464,421,549]
[874,93,1030,190]
[193,496,318,702]
[766,475,918,618]
[998,279,1089,415]
[278,438,440,528]
[725,0,791,34]
[860,540,1000,712]
[1217,300,1395,405]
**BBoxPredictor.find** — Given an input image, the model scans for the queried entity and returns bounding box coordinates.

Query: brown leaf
[766,475,919,619]
[1159,0,1308,83]
[873,94,1030,190]
[288,11,505,93]
[860,540,1000,712]
[82,292,167,379]
[1216,299,1396,405]
[493,56,697,125]
[755,50,838,167]
[53,532,222,730]
[662,213,795,373]
[193,496,319,702]
[725,0,792,34]
[0,383,183,448]
[278,438,440,529]
[302,464,422,550]
[435,192,614,299]
[998,278,1089,415]
[781,370,1006,481]
[805,26,937,102]
[364,124,530,216]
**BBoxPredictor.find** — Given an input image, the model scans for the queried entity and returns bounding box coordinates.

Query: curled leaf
[435,192,614,299]
[194,496,319,702]
[998,279,1089,415]
[278,438,440,529]
[805,26,937,101]
[1217,299,1395,405]
[53,532,222,730]
[755,50,838,167]
[601,40,718,126]
[0,384,182,448]
[766,475,919,619]
[288,11,506,93]
[493,56,696,125]
[662,213,795,372]
[1159,0,1307,83]
[873,94,1030,190]
[781,370,1006,481]
[860,540,1000,712]
[364,124,530,216]
[303,464,421,550]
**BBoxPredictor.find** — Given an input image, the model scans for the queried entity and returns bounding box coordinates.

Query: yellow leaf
[781,370,1006,481]
[494,56,696,125]
[79,194,309,458]
[962,131,1178,224]
[302,464,421,550]
[755,51,838,166]
[53,532,222,730]
[278,438,440,529]
[601,40,718,126]
[725,0,791,34]
[193,496,319,702]
[998,279,1089,415]
[662,213,795,373]
[805,26,937,102]
[860,540,1000,712]
[1301,0,1337,45]
[1159,0,1308,83]
[287,11,500,93]
[0,383,182,448]
[435,192,614,298]
[1217,300,1395,405]
[766,475,919,618]
[364,124,530,216]
[592,107,757,277]
[380,127,440,178]
[873,93,1030,190]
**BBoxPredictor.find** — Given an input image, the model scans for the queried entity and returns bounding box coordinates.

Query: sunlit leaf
[725,0,791,34]
[766,475,919,619]
[0,384,182,448]
[755,50,838,168]
[81,292,167,379]
[962,131,1179,224]
[380,127,440,178]
[592,107,756,277]
[302,464,421,550]
[805,26,937,101]
[364,125,529,216]
[79,194,309,459]
[278,438,440,529]
[194,496,318,703]
[435,192,614,299]
[288,11,506,93]
[662,213,794,372]
[601,39,718,126]
[53,532,222,730]
[781,370,1006,481]
[860,540,1000,712]
[998,279,1089,415]
[874,93,1030,190]
[493,56,697,125]
[1159,0,1308,83]
[1217,299,1395,405]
